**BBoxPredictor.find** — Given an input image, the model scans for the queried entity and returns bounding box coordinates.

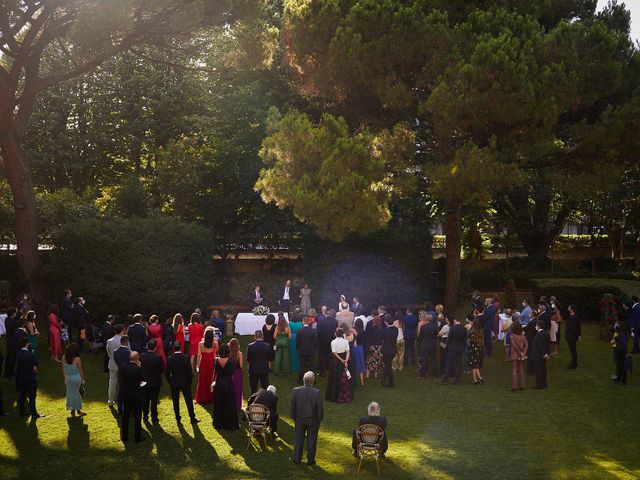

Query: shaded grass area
[0,324,638,479]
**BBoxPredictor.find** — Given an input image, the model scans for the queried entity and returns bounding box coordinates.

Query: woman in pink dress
[195,327,218,405]
[147,315,166,363]
[173,313,185,353]
[48,304,62,362]
[228,338,243,411]
[188,312,204,369]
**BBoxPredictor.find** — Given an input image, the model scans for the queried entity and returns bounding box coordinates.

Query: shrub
[48,216,214,322]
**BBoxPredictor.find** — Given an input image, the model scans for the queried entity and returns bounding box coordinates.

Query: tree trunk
[443,201,462,312]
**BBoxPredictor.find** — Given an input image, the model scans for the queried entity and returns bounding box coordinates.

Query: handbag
[79,383,86,397]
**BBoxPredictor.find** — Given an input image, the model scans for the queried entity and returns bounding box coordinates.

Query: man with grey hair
[351,401,388,457]
[248,385,279,437]
[291,371,323,465]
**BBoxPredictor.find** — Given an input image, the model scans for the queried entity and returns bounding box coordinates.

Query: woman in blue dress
[346,320,366,388]
[289,314,303,372]
[62,343,87,416]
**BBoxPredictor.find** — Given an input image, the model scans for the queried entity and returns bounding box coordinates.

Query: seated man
[352,401,388,457]
[247,385,279,437]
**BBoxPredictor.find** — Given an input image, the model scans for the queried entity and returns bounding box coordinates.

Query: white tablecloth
[235,313,288,336]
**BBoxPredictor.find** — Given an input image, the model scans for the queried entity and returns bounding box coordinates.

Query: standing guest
[437,316,450,376]
[289,313,303,373]
[62,343,86,416]
[464,314,475,373]
[15,318,29,352]
[173,314,185,353]
[74,297,89,352]
[351,402,388,457]
[500,311,514,362]
[509,320,528,391]
[211,343,239,430]
[326,327,352,402]
[250,284,264,309]
[531,320,551,389]
[279,279,294,313]
[365,313,384,379]
[291,371,324,466]
[629,296,640,354]
[346,320,366,387]
[336,301,355,330]
[417,314,438,378]
[246,330,271,394]
[62,289,74,332]
[307,308,318,328]
[106,325,125,407]
[317,309,338,376]
[402,309,419,367]
[229,338,244,411]
[352,297,364,317]
[119,351,144,442]
[469,319,484,385]
[317,306,329,323]
[296,317,317,385]
[48,305,62,363]
[162,317,174,355]
[262,314,277,366]
[195,327,217,405]
[380,315,398,388]
[25,311,40,361]
[248,385,279,436]
[565,305,582,369]
[538,304,551,331]
[442,317,466,386]
[140,340,163,423]
[147,315,165,363]
[391,316,405,371]
[166,342,199,424]
[471,291,483,313]
[209,310,225,332]
[101,315,116,372]
[525,309,539,375]
[128,314,147,354]
[274,314,291,375]
[114,335,131,414]
[520,299,532,326]
[550,306,562,356]
[611,320,629,385]
[300,283,312,316]
[16,337,44,418]
[4,308,18,378]
[188,312,204,369]
[481,298,495,357]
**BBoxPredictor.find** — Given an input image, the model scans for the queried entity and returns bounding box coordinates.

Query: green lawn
[0,324,638,480]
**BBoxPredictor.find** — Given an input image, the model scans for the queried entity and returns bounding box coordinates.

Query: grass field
[0,323,638,480]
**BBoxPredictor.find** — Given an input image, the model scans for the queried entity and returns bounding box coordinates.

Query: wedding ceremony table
[235,312,289,335]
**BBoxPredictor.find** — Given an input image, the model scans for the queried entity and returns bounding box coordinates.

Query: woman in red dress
[195,327,218,405]
[48,304,62,362]
[188,312,204,369]
[147,315,166,363]
[173,313,185,353]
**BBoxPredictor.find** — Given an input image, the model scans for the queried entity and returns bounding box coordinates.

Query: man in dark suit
[246,330,271,394]
[279,279,294,313]
[119,351,144,442]
[140,340,164,423]
[250,284,264,309]
[351,297,364,317]
[114,335,131,415]
[3,308,18,378]
[524,313,538,375]
[402,309,419,367]
[482,299,495,357]
[531,320,551,389]
[74,297,89,352]
[15,337,44,418]
[629,296,640,353]
[248,385,279,435]
[291,371,324,466]
[565,305,582,369]
[62,289,74,328]
[538,304,551,331]
[316,310,337,376]
[417,314,438,378]
[128,314,147,353]
[101,315,115,372]
[442,318,466,385]
[296,317,317,385]
[351,401,388,456]
[380,314,398,388]
[165,342,199,424]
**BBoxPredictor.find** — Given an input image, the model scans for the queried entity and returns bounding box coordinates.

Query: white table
[235,313,289,336]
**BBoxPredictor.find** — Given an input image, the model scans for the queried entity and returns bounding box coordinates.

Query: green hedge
[48,216,214,322]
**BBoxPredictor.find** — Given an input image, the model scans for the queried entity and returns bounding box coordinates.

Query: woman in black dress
[469,318,485,385]
[262,313,276,365]
[212,343,239,430]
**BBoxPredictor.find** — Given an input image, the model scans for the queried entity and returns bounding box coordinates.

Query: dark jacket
[5,314,18,348]
[317,317,337,345]
[565,314,582,342]
[119,361,143,400]
[380,326,398,357]
[402,315,419,340]
[538,311,552,331]
[14,328,29,349]
[358,415,387,430]
[139,351,164,389]
[102,322,115,344]
[74,303,89,330]
[246,340,271,376]
[447,324,467,353]
[62,297,74,323]
[290,385,323,421]
[165,352,193,388]
[128,323,147,353]
[296,325,317,356]
[15,348,37,389]
[418,322,438,350]
[365,320,383,347]
[250,389,278,416]
[113,346,131,368]
[531,329,551,362]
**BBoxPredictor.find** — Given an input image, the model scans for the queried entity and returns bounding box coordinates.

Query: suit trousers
[483,331,492,357]
[419,348,437,377]
[293,417,320,463]
[121,397,142,441]
[382,354,395,387]
[443,350,462,384]
[142,386,160,421]
[18,384,37,416]
[404,338,416,366]
[4,346,16,378]
[298,355,314,384]
[249,374,269,394]
[615,349,627,384]
[171,384,196,421]
[318,343,332,374]
[108,368,119,404]
[534,360,547,388]
[567,339,578,367]
[633,328,640,353]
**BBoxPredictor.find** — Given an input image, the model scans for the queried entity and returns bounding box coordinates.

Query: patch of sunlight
[585,454,640,480]
[0,430,18,458]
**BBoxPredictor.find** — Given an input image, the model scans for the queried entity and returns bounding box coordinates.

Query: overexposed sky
[598,0,640,42]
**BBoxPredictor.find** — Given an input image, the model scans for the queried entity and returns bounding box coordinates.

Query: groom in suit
[279,279,293,313]
[291,371,324,466]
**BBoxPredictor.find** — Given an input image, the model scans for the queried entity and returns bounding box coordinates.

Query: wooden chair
[355,424,385,475]
[244,404,271,449]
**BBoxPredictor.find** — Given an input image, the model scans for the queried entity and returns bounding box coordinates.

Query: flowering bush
[252,305,271,316]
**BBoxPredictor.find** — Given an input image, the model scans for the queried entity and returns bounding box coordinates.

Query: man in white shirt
[279,279,293,313]
[106,324,125,406]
